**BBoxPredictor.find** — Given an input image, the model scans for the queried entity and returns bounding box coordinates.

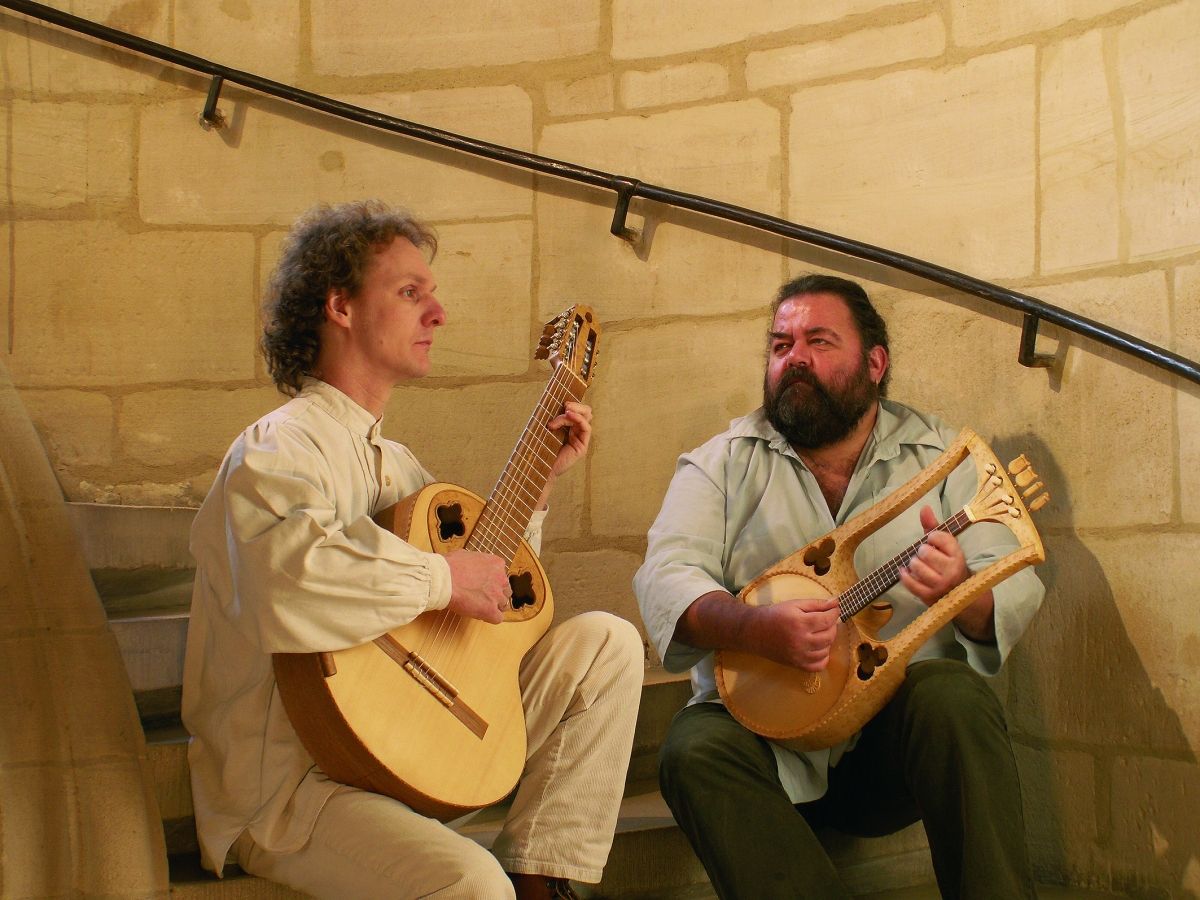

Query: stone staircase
[71,502,1126,900]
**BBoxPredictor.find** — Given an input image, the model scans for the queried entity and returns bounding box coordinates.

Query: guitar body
[716,429,1048,752]
[275,483,553,821]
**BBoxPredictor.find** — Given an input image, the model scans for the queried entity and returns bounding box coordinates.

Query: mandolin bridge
[373,634,489,740]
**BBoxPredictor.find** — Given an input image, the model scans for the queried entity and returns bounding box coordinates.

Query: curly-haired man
[183,201,642,900]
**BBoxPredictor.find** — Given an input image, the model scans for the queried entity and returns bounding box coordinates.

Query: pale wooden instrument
[715,429,1049,752]
[273,306,601,821]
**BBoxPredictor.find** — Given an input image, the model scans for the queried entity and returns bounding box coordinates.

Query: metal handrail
[3,0,1198,386]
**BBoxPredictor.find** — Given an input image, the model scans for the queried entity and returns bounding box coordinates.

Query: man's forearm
[953,589,996,643]
[673,590,761,655]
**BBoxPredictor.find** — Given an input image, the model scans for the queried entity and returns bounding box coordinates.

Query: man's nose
[786,342,812,368]
[426,298,447,327]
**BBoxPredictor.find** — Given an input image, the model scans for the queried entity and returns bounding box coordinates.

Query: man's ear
[868,344,889,385]
[324,288,352,329]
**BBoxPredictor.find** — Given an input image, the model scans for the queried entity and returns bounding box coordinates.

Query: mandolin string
[430,369,579,679]
[835,510,972,621]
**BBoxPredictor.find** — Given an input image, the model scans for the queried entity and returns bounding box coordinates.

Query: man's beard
[763,358,879,449]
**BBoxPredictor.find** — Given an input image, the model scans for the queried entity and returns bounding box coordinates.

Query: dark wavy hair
[261,200,438,395]
[770,273,891,396]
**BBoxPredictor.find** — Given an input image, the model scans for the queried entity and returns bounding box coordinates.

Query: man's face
[342,237,446,385]
[763,292,885,449]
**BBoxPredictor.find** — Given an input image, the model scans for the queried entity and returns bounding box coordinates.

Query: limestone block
[0,19,166,93]
[10,222,257,386]
[0,637,60,764]
[139,87,532,225]
[951,0,1141,47]
[429,221,533,377]
[620,63,729,110]
[540,463,584,543]
[538,101,784,321]
[311,0,600,75]
[879,272,1172,530]
[0,223,8,353]
[43,0,169,38]
[175,0,300,84]
[74,757,166,896]
[19,389,113,467]
[1008,532,1200,753]
[1177,262,1200,361]
[0,763,73,897]
[1011,745,1100,883]
[10,101,133,207]
[1119,0,1200,260]
[1040,30,1119,273]
[382,380,550,499]
[46,632,145,758]
[744,14,945,90]
[1108,755,1200,889]
[119,387,283,467]
[541,549,645,634]
[612,0,908,58]
[589,318,767,536]
[1179,387,1200,524]
[545,74,614,117]
[790,47,1036,280]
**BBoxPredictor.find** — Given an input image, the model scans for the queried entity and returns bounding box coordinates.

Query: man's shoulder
[876,399,961,452]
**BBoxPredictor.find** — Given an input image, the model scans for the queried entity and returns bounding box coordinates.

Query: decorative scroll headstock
[535,305,601,387]
[965,453,1050,525]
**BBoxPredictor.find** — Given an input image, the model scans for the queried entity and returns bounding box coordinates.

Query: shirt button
[385,476,392,486]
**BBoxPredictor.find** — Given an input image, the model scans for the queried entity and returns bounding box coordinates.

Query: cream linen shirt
[182,378,546,875]
[634,400,1045,804]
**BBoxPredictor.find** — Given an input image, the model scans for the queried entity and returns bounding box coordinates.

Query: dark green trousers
[658,659,1035,900]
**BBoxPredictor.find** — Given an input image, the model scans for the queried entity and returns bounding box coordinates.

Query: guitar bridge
[374,634,489,740]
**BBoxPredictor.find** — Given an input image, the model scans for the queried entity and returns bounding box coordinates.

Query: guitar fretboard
[837,509,973,621]
[464,364,584,565]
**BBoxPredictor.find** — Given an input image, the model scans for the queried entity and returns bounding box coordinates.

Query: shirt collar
[731,399,946,469]
[298,377,381,439]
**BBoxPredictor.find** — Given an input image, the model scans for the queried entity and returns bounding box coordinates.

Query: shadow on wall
[992,434,1198,900]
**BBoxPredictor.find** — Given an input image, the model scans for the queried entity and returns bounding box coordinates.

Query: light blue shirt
[634,399,1045,803]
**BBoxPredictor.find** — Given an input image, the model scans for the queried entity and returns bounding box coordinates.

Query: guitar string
[420,369,579,678]
[436,373,578,680]
[835,510,972,622]
[412,377,567,672]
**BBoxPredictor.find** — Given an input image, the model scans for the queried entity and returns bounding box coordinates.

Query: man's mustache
[775,366,824,395]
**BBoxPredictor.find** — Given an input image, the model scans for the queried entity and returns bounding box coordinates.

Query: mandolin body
[274,483,553,821]
[715,429,1047,752]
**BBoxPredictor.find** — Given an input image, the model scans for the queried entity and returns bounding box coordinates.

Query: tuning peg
[1014,468,1038,487]
[1021,481,1043,499]
[1029,493,1050,512]
[1007,454,1030,475]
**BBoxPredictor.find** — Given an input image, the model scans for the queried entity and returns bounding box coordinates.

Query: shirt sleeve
[201,422,452,655]
[940,455,1046,676]
[634,447,732,673]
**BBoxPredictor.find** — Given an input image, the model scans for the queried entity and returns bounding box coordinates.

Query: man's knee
[568,611,645,685]
[659,707,770,796]
[902,659,1010,750]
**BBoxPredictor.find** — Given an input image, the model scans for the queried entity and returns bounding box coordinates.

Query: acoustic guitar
[274,306,601,821]
[715,429,1048,752]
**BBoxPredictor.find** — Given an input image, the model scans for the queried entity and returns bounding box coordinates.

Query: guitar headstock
[965,453,1050,524]
[535,305,601,387]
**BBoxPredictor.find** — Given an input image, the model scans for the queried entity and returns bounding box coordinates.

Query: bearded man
[634,275,1045,900]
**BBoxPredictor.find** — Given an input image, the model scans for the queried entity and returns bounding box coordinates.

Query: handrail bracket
[199,75,227,130]
[610,178,641,243]
[1019,314,1057,369]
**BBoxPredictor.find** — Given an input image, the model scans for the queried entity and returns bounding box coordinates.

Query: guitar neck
[464,364,585,565]
[837,509,973,621]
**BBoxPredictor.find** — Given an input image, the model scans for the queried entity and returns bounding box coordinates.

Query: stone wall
[2,0,1198,894]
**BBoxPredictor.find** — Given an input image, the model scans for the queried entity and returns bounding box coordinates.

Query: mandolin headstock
[535,305,601,387]
[965,454,1050,524]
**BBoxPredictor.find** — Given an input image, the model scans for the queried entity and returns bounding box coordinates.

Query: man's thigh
[238,785,514,900]
[812,658,997,837]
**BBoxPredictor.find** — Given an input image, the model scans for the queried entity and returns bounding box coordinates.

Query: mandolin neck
[837,509,973,622]
[464,363,585,565]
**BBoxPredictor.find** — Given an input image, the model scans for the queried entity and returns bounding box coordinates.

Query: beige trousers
[235,612,644,900]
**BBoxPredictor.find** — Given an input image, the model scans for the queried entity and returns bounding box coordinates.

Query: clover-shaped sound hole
[802,537,836,576]
[436,503,466,541]
[856,642,889,681]
[509,571,536,610]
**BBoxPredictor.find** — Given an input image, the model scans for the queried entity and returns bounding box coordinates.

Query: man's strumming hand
[444,549,510,625]
[748,597,841,672]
